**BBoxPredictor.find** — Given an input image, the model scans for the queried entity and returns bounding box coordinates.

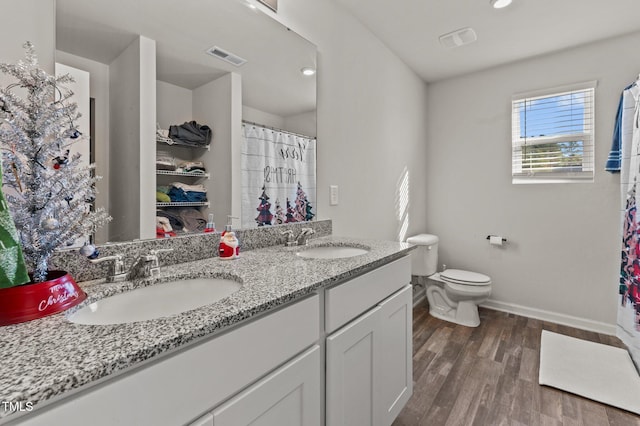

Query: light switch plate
[330,185,339,205]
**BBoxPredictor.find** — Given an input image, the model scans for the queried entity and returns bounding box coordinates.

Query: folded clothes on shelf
[177,161,206,174]
[178,208,207,232]
[156,191,171,203]
[156,209,184,231]
[168,182,207,203]
[157,208,207,233]
[169,121,212,147]
[156,150,177,171]
[156,123,174,145]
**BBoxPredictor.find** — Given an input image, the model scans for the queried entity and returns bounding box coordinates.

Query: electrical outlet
[330,185,339,205]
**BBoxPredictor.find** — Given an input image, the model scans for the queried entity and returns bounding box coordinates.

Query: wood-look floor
[393,300,640,426]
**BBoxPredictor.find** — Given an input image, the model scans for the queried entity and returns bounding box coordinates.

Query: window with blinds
[512,81,596,184]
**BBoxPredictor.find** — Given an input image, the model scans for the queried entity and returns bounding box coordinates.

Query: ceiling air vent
[206,46,247,66]
[438,27,477,49]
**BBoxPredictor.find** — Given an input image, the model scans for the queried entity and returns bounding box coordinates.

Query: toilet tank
[406,234,439,277]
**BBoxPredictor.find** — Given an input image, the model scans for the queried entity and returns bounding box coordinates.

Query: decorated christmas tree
[0,43,110,283]
[293,182,314,222]
[285,198,296,223]
[255,185,273,226]
[274,198,285,225]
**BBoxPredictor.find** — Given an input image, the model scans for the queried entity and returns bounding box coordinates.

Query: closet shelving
[156,169,210,178]
[156,201,210,208]
[155,121,212,238]
[156,137,210,151]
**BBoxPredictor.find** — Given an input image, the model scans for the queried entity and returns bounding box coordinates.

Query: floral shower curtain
[241,123,316,228]
[618,81,640,368]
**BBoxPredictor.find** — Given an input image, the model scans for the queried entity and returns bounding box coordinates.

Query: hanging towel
[609,82,640,173]
[606,93,624,172]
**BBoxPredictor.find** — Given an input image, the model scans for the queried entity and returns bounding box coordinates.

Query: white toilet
[406,234,492,327]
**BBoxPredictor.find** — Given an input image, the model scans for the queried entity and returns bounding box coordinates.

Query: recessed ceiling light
[490,0,512,9]
[301,67,316,76]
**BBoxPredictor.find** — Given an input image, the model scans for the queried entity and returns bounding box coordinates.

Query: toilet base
[428,300,481,327]
[426,279,487,328]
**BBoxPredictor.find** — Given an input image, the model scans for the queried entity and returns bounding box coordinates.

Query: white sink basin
[296,245,369,259]
[68,277,241,325]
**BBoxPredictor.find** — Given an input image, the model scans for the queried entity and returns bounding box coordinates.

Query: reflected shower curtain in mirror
[618,82,640,368]
[241,124,316,228]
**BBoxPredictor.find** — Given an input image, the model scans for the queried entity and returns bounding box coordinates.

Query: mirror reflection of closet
[55,0,317,243]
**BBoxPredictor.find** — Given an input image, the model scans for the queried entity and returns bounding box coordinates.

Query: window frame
[511,81,597,184]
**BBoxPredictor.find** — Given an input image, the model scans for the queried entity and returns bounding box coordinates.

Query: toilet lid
[440,269,491,286]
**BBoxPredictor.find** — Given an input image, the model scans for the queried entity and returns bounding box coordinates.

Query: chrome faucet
[90,248,174,282]
[128,248,174,280]
[296,228,315,246]
[147,248,174,277]
[89,254,127,282]
[281,230,297,247]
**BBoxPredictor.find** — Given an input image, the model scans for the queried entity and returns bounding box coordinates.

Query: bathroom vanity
[0,236,414,426]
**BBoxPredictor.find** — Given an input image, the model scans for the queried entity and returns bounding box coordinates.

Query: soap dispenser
[204,213,216,233]
[219,216,240,260]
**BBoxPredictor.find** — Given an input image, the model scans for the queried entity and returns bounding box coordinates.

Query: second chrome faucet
[281,228,315,247]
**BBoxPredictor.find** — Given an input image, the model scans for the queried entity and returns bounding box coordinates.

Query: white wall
[157,80,193,129]
[109,36,156,242]
[285,111,317,138]
[426,32,640,332]
[0,0,54,81]
[243,105,285,130]
[261,0,429,241]
[193,73,242,224]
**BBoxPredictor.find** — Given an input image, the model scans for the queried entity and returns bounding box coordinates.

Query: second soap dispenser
[219,216,240,260]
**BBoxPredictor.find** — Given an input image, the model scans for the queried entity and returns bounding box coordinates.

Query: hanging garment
[618,78,640,369]
[169,121,212,147]
[0,163,30,288]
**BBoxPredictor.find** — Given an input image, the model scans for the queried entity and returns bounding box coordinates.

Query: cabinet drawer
[325,256,410,333]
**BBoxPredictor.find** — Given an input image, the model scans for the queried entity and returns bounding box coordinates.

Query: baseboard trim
[481,299,616,336]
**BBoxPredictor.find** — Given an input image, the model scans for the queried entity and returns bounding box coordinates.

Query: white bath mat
[539,330,640,415]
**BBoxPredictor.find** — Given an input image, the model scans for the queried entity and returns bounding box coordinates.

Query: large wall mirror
[55,0,317,244]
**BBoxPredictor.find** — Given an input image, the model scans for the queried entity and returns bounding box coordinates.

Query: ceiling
[56,0,317,117]
[332,0,640,82]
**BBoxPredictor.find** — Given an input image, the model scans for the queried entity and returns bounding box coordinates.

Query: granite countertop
[0,236,413,419]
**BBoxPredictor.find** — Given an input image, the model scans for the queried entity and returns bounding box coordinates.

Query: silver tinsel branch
[0,42,111,282]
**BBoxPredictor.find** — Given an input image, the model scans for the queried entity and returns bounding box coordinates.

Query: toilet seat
[445,281,492,295]
[440,269,491,286]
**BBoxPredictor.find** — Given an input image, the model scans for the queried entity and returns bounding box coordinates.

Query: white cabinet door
[326,285,413,426]
[326,306,380,426]
[376,286,413,426]
[212,345,321,426]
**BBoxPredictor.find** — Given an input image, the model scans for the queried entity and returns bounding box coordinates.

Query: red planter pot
[0,271,86,326]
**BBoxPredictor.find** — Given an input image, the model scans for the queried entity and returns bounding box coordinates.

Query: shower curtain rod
[242,120,315,140]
